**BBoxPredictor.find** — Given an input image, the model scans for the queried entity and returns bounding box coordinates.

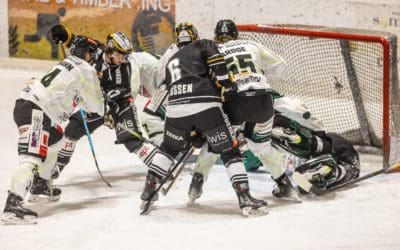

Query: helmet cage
[175,22,198,47]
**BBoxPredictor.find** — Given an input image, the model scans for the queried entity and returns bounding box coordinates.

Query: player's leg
[2,100,50,224]
[200,107,268,216]
[52,111,103,179]
[245,120,303,202]
[115,103,160,166]
[28,126,64,202]
[139,116,189,210]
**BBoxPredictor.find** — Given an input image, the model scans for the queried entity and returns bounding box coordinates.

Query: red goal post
[237,24,400,168]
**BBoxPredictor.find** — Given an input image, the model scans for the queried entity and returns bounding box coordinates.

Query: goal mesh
[237,24,400,167]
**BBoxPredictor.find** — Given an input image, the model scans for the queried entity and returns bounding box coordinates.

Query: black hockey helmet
[106,31,133,55]
[69,35,98,62]
[175,22,199,47]
[214,19,238,42]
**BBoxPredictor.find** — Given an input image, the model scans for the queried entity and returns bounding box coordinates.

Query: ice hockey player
[139,41,179,146]
[188,89,361,202]
[186,19,308,204]
[269,93,361,196]
[47,25,159,186]
[1,36,104,225]
[139,22,268,217]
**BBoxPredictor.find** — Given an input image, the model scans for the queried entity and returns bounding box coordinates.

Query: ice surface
[0,59,399,250]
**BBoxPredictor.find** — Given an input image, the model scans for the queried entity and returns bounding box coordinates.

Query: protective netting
[238,24,400,167]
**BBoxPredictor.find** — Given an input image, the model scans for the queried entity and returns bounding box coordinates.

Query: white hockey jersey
[143,44,178,116]
[20,55,104,124]
[153,43,179,88]
[129,52,159,98]
[218,39,285,92]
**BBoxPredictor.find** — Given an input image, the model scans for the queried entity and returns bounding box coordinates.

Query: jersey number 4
[40,68,61,87]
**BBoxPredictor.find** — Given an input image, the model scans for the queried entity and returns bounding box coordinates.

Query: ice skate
[187,172,204,206]
[140,173,159,214]
[1,191,37,225]
[233,182,268,217]
[28,172,62,202]
[272,174,302,203]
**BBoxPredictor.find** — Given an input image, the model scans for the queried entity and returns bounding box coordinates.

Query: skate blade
[187,191,202,206]
[283,188,303,203]
[278,194,302,203]
[140,200,156,215]
[242,205,269,217]
[27,194,60,202]
[186,196,198,207]
[1,212,37,225]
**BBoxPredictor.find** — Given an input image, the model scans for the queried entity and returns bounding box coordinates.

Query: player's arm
[78,69,105,117]
[202,39,232,88]
[255,42,286,76]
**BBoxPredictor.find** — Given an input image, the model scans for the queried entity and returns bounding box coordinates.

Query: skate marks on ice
[25,168,149,218]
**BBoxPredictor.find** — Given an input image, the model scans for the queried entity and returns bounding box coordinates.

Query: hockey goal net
[237,24,400,168]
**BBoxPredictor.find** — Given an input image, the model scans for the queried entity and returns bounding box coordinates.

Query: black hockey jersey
[165,39,232,105]
[94,53,132,102]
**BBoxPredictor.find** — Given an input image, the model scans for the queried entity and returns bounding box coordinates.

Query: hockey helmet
[106,31,133,55]
[214,19,238,42]
[175,22,199,47]
[69,35,98,62]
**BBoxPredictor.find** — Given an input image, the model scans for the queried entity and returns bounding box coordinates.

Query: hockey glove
[106,99,120,121]
[221,83,238,102]
[103,114,115,129]
[50,24,73,46]
[190,131,206,148]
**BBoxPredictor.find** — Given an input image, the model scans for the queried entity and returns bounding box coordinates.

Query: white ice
[0,58,399,250]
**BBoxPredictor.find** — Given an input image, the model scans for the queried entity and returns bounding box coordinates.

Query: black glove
[106,99,120,120]
[50,25,71,44]
[222,83,238,102]
[190,131,206,148]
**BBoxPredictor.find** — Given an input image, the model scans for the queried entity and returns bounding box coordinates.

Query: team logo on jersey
[206,131,228,144]
[139,145,150,158]
[166,130,184,141]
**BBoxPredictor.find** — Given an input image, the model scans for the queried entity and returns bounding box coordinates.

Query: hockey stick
[116,122,155,146]
[140,146,194,215]
[80,109,112,187]
[161,146,196,196]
